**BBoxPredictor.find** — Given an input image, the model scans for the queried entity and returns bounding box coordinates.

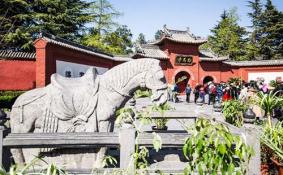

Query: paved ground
[124,95,225,131]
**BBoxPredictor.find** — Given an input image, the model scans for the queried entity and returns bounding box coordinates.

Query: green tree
[0,0,91,51]
[0,0,31,50]
[88,0,121,35]
[136,33,146,44]
[259,0,283,59]
[83,25,133,55]
[247,0,263,59]
[154,30,163,40]
[207,9,248,60]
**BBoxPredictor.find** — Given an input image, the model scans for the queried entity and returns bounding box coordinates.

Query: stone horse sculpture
[10,58,167,168]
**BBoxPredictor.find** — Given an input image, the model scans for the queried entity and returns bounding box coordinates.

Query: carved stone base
[23,148,102,169]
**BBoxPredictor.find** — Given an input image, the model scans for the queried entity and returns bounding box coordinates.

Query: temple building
[132,25,283,93]
[0,26,283,92]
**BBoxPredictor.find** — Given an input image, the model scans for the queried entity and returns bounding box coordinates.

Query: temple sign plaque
[175,55,193,65]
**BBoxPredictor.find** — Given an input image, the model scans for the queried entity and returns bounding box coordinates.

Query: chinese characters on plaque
[175,55,193,65]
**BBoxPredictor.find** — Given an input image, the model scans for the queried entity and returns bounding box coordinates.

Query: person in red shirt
[222,86,232,101]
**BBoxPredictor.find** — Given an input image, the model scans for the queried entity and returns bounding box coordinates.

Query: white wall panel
[56,60,108,77]
[248,72,283,83]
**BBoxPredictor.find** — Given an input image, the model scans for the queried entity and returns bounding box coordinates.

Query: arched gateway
[203,76,214,84]
[175,71,190,93]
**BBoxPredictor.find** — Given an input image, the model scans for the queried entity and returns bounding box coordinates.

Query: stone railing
[0,113,260,175]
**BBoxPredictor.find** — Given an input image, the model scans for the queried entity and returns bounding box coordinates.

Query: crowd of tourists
[168,77,283,104]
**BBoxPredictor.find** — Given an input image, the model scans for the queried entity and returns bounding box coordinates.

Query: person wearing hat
[247,87,264,119]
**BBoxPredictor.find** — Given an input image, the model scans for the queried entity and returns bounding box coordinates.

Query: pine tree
[259,0,283,59]
[31,0,90,41]
[207,9,248,60]
[0,0,32,50]
[88,0,121,35]
[155,30,163,40]
[0,0,91,51]
[136,33,146,44]
[247,0,263,59]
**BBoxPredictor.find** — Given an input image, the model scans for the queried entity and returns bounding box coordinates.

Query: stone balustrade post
[243,123,261,175]
[119,124,136,174]
[0,125,4,167]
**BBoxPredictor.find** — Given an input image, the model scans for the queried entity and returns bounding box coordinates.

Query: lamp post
[213,101,222,112]
[243,107,256,124]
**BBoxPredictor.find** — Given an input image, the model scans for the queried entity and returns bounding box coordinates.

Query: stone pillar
[0,126,3,166]
[119,125,135,174]
[243,124,261,175]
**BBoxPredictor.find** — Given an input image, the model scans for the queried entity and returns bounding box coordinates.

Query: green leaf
[152,132,162,152]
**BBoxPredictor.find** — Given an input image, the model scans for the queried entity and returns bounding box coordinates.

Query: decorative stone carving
[9,58,168,168]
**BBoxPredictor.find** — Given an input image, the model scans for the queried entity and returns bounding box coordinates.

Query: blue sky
[109,0,283,40]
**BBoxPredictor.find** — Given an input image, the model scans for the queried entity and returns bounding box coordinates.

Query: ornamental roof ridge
[0,50,36,60]
[152,25,207,45]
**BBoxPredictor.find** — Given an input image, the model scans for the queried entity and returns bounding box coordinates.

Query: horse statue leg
[10,90,46,164]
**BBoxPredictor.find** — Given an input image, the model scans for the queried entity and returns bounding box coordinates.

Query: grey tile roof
[38,33,125,62]
[150,25,207,45]
[224,59,283,67]
[133,44,169,60]
[199,50,228,62]
[113,56,133,62]
[0,50,36,60]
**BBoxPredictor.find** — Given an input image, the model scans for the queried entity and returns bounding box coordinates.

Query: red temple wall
[0,59,36,90]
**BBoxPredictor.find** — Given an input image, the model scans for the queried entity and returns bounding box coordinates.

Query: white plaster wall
[248,72,283,83]
[56,60,108,77]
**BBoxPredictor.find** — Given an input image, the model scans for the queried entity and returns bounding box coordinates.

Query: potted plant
[151,103,173,131]
[183,118,254,174]
[261,122,283,175]
[257,91,283,127]
[222,99,247,127]
[260,145,273,175]
[152,118,169,130]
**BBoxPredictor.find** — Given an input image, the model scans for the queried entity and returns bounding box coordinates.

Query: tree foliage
[154,29,163,40]
[87,0,121,35]
[82,0,134,55]
[206,1,283,60]
[0,0,91,51]
[83,25,133,55]
[136,33,146,45]
[247,0,263,59]
[207,9,248,61]
[258,0,283,59]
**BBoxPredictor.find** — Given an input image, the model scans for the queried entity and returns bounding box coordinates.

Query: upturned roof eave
[150,37,207,45]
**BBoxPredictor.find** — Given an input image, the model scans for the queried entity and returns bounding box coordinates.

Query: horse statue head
[99,58,167,108]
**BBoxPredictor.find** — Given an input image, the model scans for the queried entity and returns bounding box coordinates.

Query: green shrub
[134,89,152,99]
[0,91,25,97]
[0,91,25,109]
[183,118,254,175]
[261,121,283,163]
[222,100,247,127]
